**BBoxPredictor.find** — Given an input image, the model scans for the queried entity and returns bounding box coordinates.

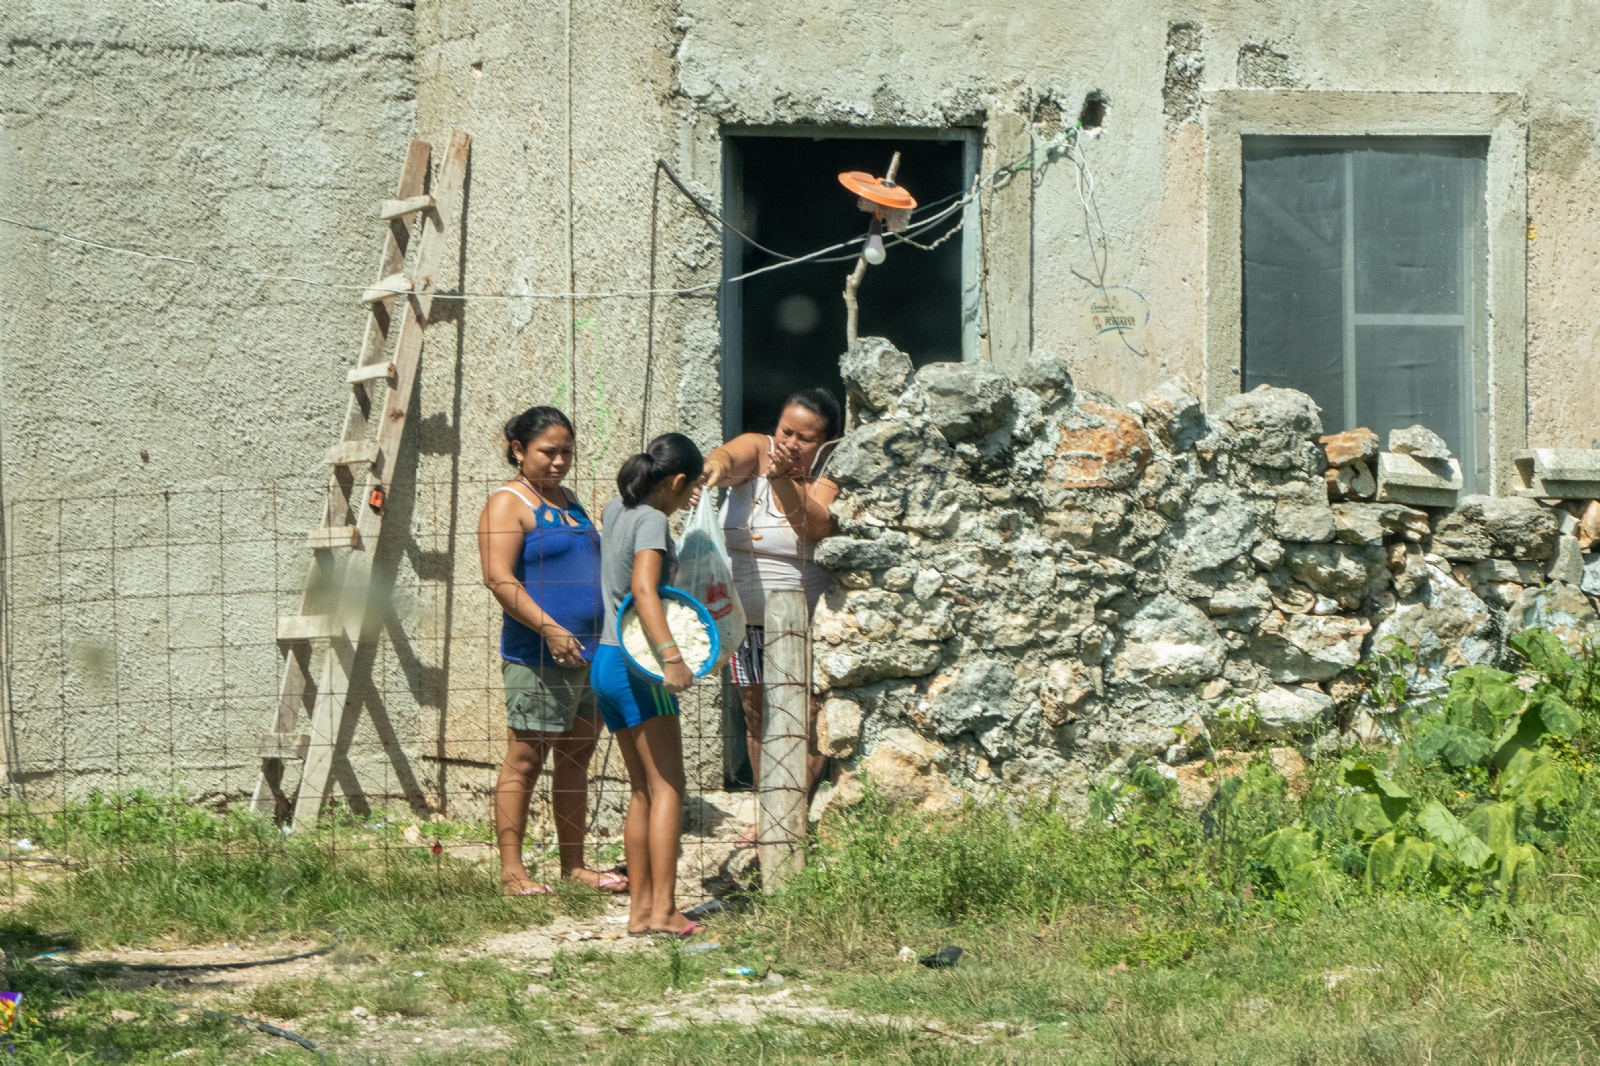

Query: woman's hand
[662,659,695,694]
[543,627,585,668]
[701,456,731,488]
[768,437,806,479]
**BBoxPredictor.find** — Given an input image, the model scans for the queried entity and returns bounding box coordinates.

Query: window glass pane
[1242,148,1346,427]
[1242,136,1485,491]
[1354,325,1464,457]
[1354,147,1466,315]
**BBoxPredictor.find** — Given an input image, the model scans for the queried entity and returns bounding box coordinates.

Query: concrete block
[1376,452,1463,508]
[1512,450,1600,499]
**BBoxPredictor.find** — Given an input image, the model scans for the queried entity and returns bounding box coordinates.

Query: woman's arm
[767,475,839,543]
[701,433,769,488]
[477,493,584,662]
[631,549,694,694]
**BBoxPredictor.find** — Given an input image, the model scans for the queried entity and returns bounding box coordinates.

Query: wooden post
[759,589,809,890]
[843,151,901,349]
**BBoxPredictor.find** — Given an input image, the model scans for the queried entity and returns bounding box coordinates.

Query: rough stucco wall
[410,0,733,811]
[0,1,416,802]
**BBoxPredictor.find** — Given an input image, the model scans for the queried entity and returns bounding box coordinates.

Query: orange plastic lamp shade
[837,170,917,211]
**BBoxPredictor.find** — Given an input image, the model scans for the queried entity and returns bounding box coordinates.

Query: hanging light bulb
[864,229,886,265]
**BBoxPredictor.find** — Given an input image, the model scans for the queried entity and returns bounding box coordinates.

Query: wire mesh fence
[0,474,758,910]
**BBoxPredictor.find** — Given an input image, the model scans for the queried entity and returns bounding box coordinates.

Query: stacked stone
[810,338,1600,812]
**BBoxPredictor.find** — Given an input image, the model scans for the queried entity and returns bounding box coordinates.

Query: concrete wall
[0,1,418,804]
[5,0,1600,809]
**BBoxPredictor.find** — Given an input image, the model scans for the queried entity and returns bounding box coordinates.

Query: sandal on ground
[568,868,629,894]
[652,923,705,940]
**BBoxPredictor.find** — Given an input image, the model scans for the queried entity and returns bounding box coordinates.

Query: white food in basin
[620,599,712,678]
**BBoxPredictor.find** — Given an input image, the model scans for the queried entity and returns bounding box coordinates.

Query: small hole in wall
[1079,90,1109,131]
[470,62,484,77]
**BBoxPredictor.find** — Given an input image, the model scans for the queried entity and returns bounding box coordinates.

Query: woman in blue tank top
[477,406,623,896]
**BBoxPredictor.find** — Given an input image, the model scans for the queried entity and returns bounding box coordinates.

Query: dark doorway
[721,131,977,439]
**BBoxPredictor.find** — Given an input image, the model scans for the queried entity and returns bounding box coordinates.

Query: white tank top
[720,456,830,622]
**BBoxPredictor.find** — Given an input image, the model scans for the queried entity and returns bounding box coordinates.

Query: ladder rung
[361,273,413,305]
[277,615,348,643]
[324,440,380,467]
[347,361,396,385]
[257,732,311,760]
[306,525,361,551]
[379,194,435,220]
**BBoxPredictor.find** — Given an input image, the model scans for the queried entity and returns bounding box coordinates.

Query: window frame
[1204,92,1526,494]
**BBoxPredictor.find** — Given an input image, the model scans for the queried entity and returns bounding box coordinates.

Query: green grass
[0,793,603,952]
[7,631,1600,1062]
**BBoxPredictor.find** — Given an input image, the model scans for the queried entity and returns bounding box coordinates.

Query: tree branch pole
[843,150,901,349]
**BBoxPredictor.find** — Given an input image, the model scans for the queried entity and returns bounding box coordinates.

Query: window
[1242,136,1488,489]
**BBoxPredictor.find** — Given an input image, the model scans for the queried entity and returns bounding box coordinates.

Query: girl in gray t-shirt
[590,432,709,938]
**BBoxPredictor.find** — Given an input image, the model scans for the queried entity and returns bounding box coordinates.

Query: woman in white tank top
[701,389,841,834]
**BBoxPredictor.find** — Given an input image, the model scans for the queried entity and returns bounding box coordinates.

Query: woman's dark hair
[780,387,842,441]
[503,406,575,466]
[617,432,705,507]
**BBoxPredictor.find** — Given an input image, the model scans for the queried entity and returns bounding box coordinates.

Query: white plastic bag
[674,492,746,668]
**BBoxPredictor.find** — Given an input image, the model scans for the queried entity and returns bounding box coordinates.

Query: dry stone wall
[813,339,1600,812]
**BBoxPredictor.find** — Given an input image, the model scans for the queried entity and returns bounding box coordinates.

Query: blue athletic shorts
[589,643,679,733]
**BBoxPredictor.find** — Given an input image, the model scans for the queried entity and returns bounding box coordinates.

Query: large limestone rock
[1389,424,1451,461]
[814,533,909,572]
[1045,399,1153,488]
[1282,543,1389,608]
[1172,483,1262,574]
[1113,594,1226,686]
[818,697,863,757]
[1140,379,1207,454]
[1250,611,1372,682]
[915,361,1014,442]
[1372,565,1496,668]
[838,728,962,812]
[815,640,941,689]
[1432,496,1559,562]
[1510,581,1599,643]
[1331,502,1429,546]
[1212,385,1324,469]
[1320,427,1379,467]
[839,336,913,414]
[1016,350,1075,405]
[1250,685,1335,739]
[1272,479,1336,542]
[924,659,1016,737]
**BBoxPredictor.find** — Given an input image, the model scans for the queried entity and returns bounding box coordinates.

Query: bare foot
[565,868,629,893]
[650,911,700,936]
[500,869,552,896]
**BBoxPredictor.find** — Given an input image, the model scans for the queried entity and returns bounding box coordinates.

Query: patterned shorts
[729,625,765,687]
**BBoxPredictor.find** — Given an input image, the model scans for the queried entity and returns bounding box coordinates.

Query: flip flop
[590,871,628,893]
[653,923,705,940]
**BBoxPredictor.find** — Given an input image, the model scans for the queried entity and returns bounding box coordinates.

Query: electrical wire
[0,122,1088,304]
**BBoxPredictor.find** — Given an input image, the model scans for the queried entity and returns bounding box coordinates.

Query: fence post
[759,589,808,891]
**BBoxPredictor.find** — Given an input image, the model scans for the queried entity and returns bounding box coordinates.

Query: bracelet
[654,640,679,652]
[661,656,685,665]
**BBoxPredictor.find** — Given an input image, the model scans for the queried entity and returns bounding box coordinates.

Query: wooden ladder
[251,130,472,831]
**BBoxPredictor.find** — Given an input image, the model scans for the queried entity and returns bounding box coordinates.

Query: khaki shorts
[502,659,596,734]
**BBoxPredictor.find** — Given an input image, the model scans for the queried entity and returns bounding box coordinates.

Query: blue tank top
[496,486,605,668]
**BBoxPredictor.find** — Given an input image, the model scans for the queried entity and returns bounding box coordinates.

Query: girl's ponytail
[616,433,704,506]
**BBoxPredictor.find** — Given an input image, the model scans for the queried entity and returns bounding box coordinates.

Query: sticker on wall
[1080,286,1149,355]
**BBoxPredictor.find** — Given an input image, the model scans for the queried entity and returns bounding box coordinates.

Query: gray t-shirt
[599,496,676,647]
